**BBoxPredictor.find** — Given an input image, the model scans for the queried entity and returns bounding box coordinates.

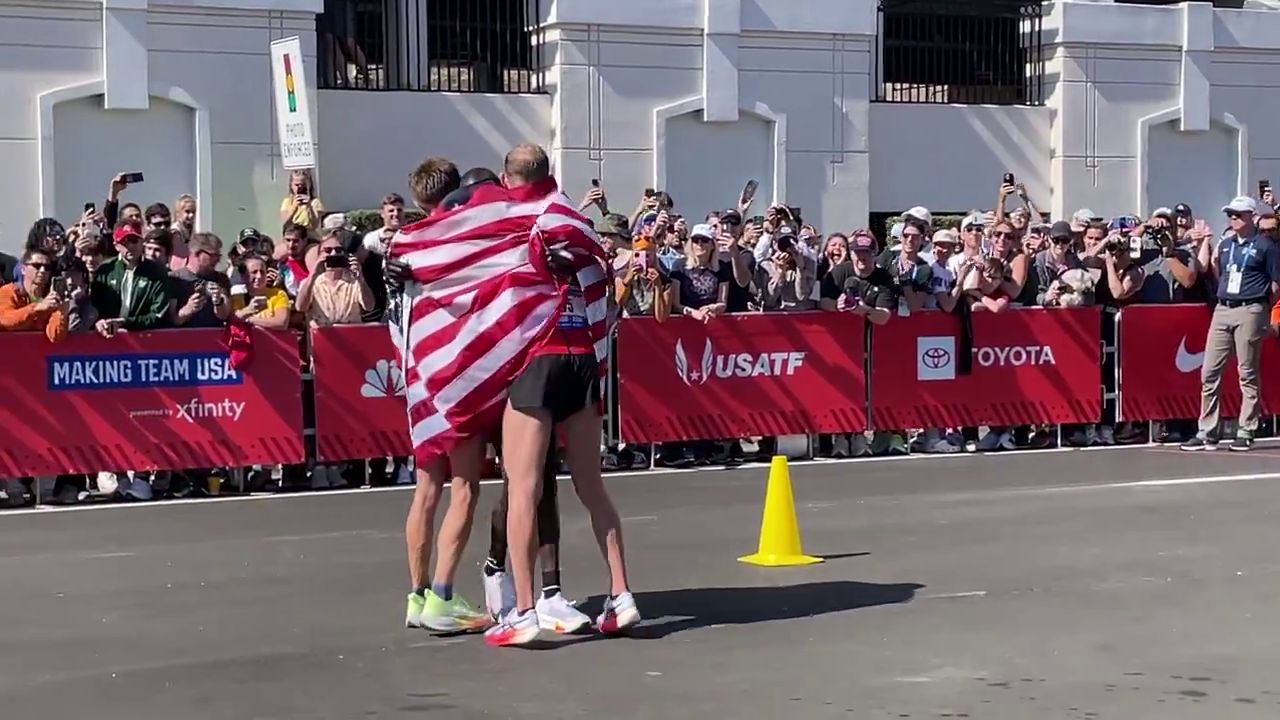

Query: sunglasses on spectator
[964,225,983,232]
[691,235,714,244]
[1051,236,1072,245]
[991,230,1012,238]
[25,261,52,270]
[902,232,923,240]
[1225,211,1246,219]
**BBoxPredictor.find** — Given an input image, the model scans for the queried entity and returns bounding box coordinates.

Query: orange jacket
[0,283,67,342]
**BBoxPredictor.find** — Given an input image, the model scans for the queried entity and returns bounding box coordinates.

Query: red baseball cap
[112,221,143,244]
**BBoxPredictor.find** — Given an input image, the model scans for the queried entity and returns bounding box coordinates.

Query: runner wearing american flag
[390,157,492,634]
[387,145,638,647]
[482,145,639,647]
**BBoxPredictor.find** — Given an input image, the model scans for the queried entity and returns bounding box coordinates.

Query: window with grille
[874,0,1045,106]
[316,0,545,93]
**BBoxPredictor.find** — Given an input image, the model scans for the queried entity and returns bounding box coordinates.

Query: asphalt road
[4,445,1280,719]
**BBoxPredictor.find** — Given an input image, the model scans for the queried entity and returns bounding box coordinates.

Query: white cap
[322,212,349,230]
[903,206,932,226]
[961,213,985,229]
[932,229,960,245]
[1222,195,1259,214]
[1070,208,1098,231]
[1009,206,1029,218]
[889,222,904,240]
[689,223,716,239]
[1151,207,1173,219]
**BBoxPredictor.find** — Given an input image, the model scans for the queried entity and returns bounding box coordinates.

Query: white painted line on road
[622,515,658,522]
[81,552,136,559]
[921,591,988,600]
[1042,471,1280,493]
[4,438,1277,517]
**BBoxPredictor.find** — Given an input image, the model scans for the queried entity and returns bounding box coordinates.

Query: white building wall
[9,1,1280,255]
[315,91,552,211]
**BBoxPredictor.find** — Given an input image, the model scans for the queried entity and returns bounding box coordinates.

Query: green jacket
[92,257,171,330]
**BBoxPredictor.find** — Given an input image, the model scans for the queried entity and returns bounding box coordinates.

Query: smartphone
[741,179,758,207]
[1261,179,1271,195]
[643,187,655,199]
[324,252,348,269]
[121,172,144,184]
[591,179,600,189]
[634,251,649,271]
[52,277,68,296]
[1002,172,1015,185]
[83,202,96,215]
[1194,218,1210,236]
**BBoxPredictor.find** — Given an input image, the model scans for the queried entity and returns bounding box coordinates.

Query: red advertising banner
[0,328,304,476]
[311,323,411,461]
[870,307,1103,429]
[1117,303,1279,421]
[616,312,867,442]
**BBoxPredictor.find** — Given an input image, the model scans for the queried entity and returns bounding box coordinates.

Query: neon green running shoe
[421,591,491,633]
[405,592,427,629]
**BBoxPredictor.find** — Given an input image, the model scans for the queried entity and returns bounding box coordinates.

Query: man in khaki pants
[1182,196,1280,452]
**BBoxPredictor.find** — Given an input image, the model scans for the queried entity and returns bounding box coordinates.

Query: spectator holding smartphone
[0,248,68,342]
[233,255,291,329]
[753,225,815,311]
[279,169,325,232]
[295,228,374,327]
[92,220,170,336]
[171,232,232,328]
[59,258,99,333]
[615,237,671,322]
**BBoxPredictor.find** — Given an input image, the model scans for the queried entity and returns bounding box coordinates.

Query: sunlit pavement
[3,443,1280,718]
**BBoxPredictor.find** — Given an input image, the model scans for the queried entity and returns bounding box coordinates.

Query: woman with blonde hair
[279,169,325,232]
[669,222,726,322]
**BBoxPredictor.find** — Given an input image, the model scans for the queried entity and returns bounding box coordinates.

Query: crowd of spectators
[1,168,1277,508]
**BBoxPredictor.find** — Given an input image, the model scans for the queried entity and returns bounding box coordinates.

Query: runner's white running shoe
[535,593,591,633]
[596,592,641,635]
[483,570,516,620]
[484,608,540,647]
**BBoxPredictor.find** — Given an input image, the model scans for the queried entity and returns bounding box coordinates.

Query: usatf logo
[674,338,806,386]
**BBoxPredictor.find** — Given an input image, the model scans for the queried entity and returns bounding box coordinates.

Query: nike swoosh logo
[1175,336,1205,373]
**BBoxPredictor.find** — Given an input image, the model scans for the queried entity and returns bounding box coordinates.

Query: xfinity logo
[1175,336,1205,373]
[916,336,1057,381]
[674,338,806,386]
[175,398,246,424]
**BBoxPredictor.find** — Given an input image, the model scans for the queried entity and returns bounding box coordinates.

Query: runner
[484,144,639,647]
[392,157,490,633]
[482,433,592,633]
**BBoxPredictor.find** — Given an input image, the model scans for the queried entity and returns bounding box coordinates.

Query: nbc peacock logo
[360,359,406,398]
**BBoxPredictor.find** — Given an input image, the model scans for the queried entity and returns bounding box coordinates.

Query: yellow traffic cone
[738,455,823,567]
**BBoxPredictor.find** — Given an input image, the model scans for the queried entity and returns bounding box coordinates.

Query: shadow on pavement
[546,580,922,646]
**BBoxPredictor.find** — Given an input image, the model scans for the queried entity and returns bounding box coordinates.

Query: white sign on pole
[269,36,316,170]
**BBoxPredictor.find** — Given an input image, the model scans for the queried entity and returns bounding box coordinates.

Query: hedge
[342,209,426,236]
[882,214,967,238]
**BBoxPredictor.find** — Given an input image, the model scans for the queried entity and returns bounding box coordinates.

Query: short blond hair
[683,237,719,269]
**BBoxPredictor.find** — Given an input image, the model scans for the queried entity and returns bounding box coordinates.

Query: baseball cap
[903,206,932,226]
[850,230,876,253]
[1151,207,1173,220]
[112,221,143,244]
[931,229,959,245]
[1174,202,1193,216]
[689,223,716,239]
[1009,206,1030,218]
[1222,195,1259,214]
[1070,208,1100,231]
[238,227,263,244]
[1049,220,1074,240]
[961,213,985,230]
[719,209,743,226]
[322,212,349,231]
[775,224,797,239]
[595,213,631,237]
[889,222,904,240]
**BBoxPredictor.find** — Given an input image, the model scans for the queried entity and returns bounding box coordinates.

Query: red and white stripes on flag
[387,177,610,465]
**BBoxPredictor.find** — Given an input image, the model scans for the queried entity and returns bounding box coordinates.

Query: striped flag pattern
[388,178,610,465]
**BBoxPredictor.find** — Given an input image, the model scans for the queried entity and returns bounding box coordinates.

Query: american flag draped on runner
[387,177,610,465]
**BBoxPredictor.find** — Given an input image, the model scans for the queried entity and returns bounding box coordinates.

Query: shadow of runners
[540,580,922,647]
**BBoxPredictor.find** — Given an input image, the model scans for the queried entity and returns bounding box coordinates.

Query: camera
[1102,236,1127,253]
[1147,226,1172,246]
[324,252,349,269]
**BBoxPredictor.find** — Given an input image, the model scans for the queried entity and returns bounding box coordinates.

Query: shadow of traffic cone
[738,455,823,567]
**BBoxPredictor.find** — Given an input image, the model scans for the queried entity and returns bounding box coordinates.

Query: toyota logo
[921,346,951,369]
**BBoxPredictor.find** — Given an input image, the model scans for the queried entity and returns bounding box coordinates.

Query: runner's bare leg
[431,436,483,588]
[502,402,554,612]
[405,458,448,590]
[561,405,629,596]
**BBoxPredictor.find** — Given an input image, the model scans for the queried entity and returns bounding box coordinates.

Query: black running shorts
[509,353,600,423]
